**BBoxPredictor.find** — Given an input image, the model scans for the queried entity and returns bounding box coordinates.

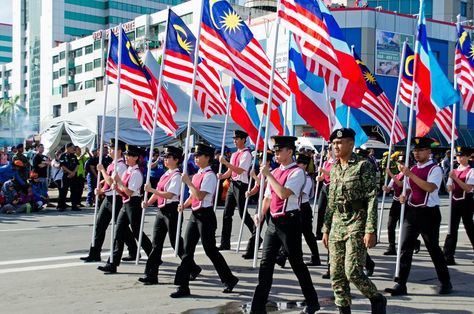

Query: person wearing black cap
[57,143,79,211]
[98,144,152,274]
[385,137,452,296]
[322,128,386,314]
[250,136,320,314]
[443,146,474,265]
[217,130,257,258]
[171,142,238,298]
[138,146,201,285]
[80,139,137,263]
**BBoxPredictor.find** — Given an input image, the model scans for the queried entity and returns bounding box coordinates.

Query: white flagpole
[174,0,205,257]
[377,40,408,242]
[395,4,423,278]
[253,6,282,268]
[213,79,232,213]
[109,24,123,265]
[236,122,263,253]
[91,30,111,248]
[136,8,171,265]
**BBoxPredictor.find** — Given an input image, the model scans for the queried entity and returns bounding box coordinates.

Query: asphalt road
[1,196,473,313]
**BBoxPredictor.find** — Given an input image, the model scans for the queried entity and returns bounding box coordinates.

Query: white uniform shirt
[407,160,442,207]
[265,162,305,211]
[301,173,313,204]
[105,158,127,196]
[231,149,252,184]
[447,165,474,192]
[163,169,181,204]
[125,165,143,197]
[196,166,217,208]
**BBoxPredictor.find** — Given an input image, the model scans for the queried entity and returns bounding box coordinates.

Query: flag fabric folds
[335,101,369,147]
[413,0,460,136]
[200,0,290,107]
[163,9,226,118]
[455,25,474,113]
[352,51,406,144]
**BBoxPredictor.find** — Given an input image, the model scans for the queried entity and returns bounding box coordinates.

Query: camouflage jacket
[323,153,378,240]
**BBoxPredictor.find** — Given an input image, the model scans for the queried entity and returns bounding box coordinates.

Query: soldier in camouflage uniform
[322,128,386,314]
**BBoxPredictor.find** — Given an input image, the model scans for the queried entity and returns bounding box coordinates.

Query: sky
[0,0,12,25]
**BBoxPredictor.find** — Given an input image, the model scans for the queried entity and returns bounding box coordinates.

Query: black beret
[232,130,248,138]
[412,137,435,149]
[124,144,142,157]
[330,128,356,142]
[455,146,472,156]
[296,153,311,164]
[109,138,126,152]
[194,142,215,157]
[271,136,297,150]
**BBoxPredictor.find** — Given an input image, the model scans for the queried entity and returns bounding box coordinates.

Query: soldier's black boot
[338,306,351,314]
[384,283,407,296]
[365,255,375,277]
[383,244,396,256]
[305,255,321,266]
[370,293,387,314]
[414,239,421,254]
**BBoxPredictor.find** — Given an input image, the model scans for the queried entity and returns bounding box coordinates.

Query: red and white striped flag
[455,25,474,112]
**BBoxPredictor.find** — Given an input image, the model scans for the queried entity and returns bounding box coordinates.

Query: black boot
[138,275,158,285]
[370,293,387,314]
[275,254,287,268]
[306,255,321,266]
[338,306,351,314]
[384,283,407,296]
[242,237,256,259]
[365,257,375,277]
[414,239,421,254]
[383,244,396,256]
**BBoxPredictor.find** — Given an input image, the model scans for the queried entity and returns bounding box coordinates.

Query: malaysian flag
[399,43,458,142]
[163,9,226,118]
[200,0,290,107]
[353,51,406,144]
[455,25,474,112]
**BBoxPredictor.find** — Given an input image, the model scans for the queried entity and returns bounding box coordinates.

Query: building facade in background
[0,23,12,65]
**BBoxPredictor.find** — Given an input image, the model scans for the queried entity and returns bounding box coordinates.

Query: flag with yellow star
[455,24,474,113]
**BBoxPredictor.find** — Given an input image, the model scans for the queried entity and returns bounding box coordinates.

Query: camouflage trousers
[329,234,378,307]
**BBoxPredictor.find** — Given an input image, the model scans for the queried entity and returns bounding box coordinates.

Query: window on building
[69,51,75,59]
[85,99,94,106]
[53,71,59,80]
[59,68,66,76]
[23,80,28,87]
[75,64,82,74]
[94,41,101,50]
[59,51,66,60]
[93,58,101,69]
[68,102,78,113]
[85,45,93,54]
[75,48,83,57]
[85,79,95,89]
[53,105,61,118]
[461,1,467,17]
[136,26,146,38]
[68,83,76,92]
[75,82,82,91]
[126,31,135,41]
[53,55,59,64]
[62,85,68,98]
[85,62,93,72]
[96,77,104,92]
[181,13,193,25]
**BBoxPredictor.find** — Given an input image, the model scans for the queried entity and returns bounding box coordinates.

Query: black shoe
[170,286,190,298]
[322,272,330,279]
[138,276,158,285]
[71,207,81,211]
[97,263,116,274]
[414,240,421,254]
[305,257,321,266]
[80,255,101,263]
[242,252,254,260]
[223,276,239,293]
[365,260,375,277]
[383,245,396,256]
[275,255,286,268]
[370,293,387,314]
[438,282,453,295]
[301,303,320,314]
[190,266,202,281]
[217,245,230,251]
[384,283,407,296]
[122,254,140,262]
[445,256,456,266]
[338,306,351,314]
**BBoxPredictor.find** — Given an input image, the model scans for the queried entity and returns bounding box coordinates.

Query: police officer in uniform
[443,146,474,265]
[98,145,152,274]
[58,143,79,211]
[80,139,137,262]
[139,146,201,285]
[218,130,258,258]
[322,128,386,314]
[385,137,452,296]
[171,142,238,298]
[250,136,320,314]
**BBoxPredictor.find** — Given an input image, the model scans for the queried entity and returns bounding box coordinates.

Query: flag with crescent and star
[200,0,290,108]
[455,24,474,113]
[163,9,227,118]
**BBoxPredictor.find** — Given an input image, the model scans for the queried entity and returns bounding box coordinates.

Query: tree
[0,95,26,145]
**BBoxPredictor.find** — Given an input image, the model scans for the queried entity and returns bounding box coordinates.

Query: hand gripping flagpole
[212,79,232,213]
[109,24,123,265]
[91,31,112,249]
[253,7,283,268]
[236,122,263,253]
[136,8,171,265]
[377,40,408,243]
[174,0,205,257]
[395,8,423,278]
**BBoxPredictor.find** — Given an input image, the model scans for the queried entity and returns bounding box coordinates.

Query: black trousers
[145,202,199,277]
[443,196,474,260]
[301,202,321,260]
[221,181,255,249]
[251,212,319,311]
[89,195,137,259]
[397,205,450,285]
[174,207,234,288]
[387,200,402,246]
[58,176,79,209]
[316,184,329,238]
[109,196,152,267]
